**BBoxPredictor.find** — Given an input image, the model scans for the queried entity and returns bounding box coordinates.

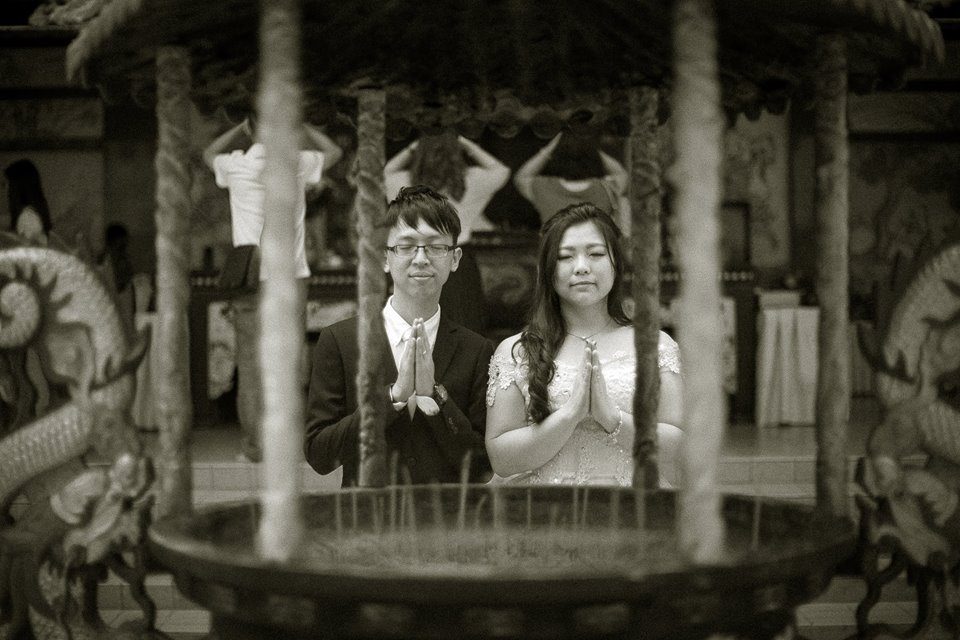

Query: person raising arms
[384,131,509,333]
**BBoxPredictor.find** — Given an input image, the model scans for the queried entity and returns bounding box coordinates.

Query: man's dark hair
[382,185,461,243]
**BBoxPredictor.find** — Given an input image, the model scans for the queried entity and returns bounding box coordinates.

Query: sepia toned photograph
[0,1,959,638]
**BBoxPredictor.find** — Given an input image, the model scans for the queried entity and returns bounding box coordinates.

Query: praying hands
[390,319,439,415]
[557,341,622,434]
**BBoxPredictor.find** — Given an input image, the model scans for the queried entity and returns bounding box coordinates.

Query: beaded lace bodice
[486,331,680,486]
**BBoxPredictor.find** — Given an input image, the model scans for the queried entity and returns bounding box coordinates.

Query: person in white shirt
[384,131,509,333]
[203,114,342,462]
[305,186,493,486]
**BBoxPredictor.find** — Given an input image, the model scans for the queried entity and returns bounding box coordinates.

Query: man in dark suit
[305,186,493,485]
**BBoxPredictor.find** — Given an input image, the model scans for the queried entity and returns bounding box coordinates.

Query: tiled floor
[176,397,880,504]
[91,396,950,638]
[186,396,881,463]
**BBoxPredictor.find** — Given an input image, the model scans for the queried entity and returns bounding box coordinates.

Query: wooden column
[813,33,850,518]
[355,87,389,488]
[256,0,304,560]
[152,46,193,521]
[628,86,663,490]
[671,0,725,563]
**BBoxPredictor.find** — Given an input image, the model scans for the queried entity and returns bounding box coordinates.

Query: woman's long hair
[5,159,52,233]
[409,130,467,201]
[515,203,631,423]
[540,131,605,180]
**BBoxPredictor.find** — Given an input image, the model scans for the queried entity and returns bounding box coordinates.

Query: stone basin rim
[148,487,857,605]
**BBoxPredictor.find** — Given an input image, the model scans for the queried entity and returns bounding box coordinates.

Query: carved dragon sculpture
[0,243,159,639]
[857,242,960,637]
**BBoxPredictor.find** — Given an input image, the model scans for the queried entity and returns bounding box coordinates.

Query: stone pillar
[813,33,850,518]
[671,0,726,563]
[628,85,663,490]
[152,46,193,521]
[256,0,305,560]
[355,87,389,488]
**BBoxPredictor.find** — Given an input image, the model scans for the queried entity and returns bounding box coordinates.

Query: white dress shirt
[213,143,324,280]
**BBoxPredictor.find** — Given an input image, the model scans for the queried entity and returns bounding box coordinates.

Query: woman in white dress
[485,203,682,486]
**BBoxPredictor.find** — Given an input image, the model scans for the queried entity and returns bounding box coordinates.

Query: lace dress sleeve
[486,351,525,407]
[658,331,681,375]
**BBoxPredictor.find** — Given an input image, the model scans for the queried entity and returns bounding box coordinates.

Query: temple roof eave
[64,0,946,126]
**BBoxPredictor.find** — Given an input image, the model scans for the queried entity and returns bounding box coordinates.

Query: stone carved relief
[662,112,790,272]
[0,99,103,141]
[849,140,960,322]
[0,242,158,639]
[856,242,960,637]
[28,0,109,26]
[723,114,789,270]
[848,92,960,324]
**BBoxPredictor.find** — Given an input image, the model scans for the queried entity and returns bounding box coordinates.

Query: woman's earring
[384,264,390,273]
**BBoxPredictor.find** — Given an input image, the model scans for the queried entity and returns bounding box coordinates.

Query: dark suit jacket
[304,315,493,486]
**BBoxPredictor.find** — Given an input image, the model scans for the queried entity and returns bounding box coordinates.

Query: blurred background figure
[306,130,357,270]
[98,223,136,336]
[101,223,134,295]
[204,113,342,462]
[4,158,53,246]
[385,131,510,333]
[0,159,62,433]
[514,129,629,229]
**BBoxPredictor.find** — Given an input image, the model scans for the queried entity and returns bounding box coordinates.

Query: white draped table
[755,307,819,427]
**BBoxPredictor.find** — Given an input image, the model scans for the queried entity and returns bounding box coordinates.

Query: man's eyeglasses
[386,244,455,259]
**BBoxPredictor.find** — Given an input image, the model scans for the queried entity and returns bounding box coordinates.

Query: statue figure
[857,242,960,637]
[0,241,160,639]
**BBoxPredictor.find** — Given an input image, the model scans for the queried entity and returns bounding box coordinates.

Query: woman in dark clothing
[4,159,53,245]
[385,130,510,334]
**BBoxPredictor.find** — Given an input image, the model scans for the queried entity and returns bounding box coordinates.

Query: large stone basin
[149,486,855,639]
